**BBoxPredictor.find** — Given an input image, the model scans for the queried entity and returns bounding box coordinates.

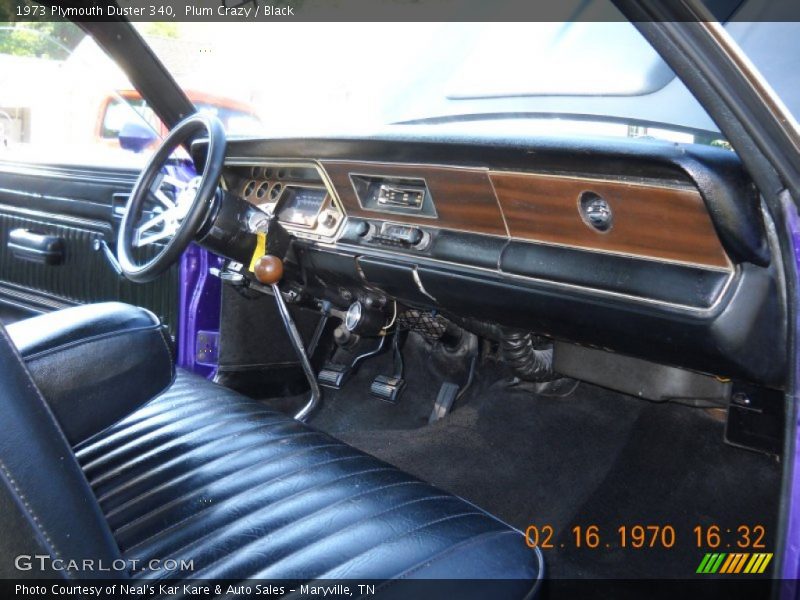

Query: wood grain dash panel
[490,171,730,269]
[321,161,508,237]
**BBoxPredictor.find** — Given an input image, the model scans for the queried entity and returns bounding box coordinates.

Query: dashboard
[207,135,784,389]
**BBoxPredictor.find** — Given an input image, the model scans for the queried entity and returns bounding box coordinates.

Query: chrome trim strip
[491,169,698,192]
[697,21,800,155]
[504,234,733,273]
[0,161,139,185]
[486,171,512,238]
[412,266,438,303]
[0,281,74,311]
[7,243,51,256]
[224,158,346,242]
[0,296,45,315]
[0,202,111,231]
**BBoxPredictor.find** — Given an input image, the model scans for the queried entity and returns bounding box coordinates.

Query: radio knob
[407,228,424,246]
[353,221,371,237]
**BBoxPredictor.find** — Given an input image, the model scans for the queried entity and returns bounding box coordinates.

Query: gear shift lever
[254,255,321,421]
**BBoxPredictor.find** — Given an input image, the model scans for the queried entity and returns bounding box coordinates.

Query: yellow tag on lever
[248,232,267,273]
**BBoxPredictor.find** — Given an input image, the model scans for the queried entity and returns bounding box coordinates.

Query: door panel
[0,23,179,331]
[0,162,179,330]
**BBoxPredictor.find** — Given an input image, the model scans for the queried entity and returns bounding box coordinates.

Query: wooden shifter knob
[254,255,283,285]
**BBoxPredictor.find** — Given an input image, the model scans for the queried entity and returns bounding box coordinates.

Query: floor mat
[323,365,782,581]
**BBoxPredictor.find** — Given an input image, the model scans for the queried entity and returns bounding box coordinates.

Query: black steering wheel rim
[118,112,226,283]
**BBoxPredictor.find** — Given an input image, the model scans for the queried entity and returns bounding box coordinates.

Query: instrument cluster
[233,163,344,241]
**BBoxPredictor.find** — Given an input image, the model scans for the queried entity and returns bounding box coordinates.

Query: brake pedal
[370,375,405,403]
[318,363,351,389]
[370,330,406,403]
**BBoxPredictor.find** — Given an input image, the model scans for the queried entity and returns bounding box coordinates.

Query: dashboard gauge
[233,163,343,242]
[277,186,328,228]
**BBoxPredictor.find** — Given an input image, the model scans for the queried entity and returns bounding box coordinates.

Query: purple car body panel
[177,244,223,378]
[781,198,800,592]
[165,159,223,378]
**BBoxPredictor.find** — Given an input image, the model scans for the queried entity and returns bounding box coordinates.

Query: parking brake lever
[254,254,321,422]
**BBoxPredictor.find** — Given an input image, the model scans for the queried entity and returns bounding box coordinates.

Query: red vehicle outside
[95,88,261,148]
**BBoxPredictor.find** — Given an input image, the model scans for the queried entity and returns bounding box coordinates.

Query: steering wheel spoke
[135,226,177,248]
[160,174,189,190]
[133,209,178,248]
[151,187,178,210]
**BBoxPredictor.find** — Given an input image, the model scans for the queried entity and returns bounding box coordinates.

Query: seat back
[0,325,122,578]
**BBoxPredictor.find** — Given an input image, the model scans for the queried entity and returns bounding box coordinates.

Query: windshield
[135,20,727,145]
[3,14,796,153]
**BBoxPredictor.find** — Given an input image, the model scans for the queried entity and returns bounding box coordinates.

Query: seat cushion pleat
[75,370,542,595]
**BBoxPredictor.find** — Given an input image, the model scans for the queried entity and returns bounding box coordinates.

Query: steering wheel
[118,113,226,283]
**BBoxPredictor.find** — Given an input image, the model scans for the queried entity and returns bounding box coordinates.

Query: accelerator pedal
[428,382,460,424]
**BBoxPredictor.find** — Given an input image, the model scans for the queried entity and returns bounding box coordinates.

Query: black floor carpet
[258,338,782,584]
[324,375,779,580]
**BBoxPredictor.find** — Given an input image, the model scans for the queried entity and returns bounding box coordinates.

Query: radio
[371,223,429,250]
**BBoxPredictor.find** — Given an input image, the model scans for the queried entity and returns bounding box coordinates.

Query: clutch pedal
[317,363,351,389]
[370,375,405,403]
